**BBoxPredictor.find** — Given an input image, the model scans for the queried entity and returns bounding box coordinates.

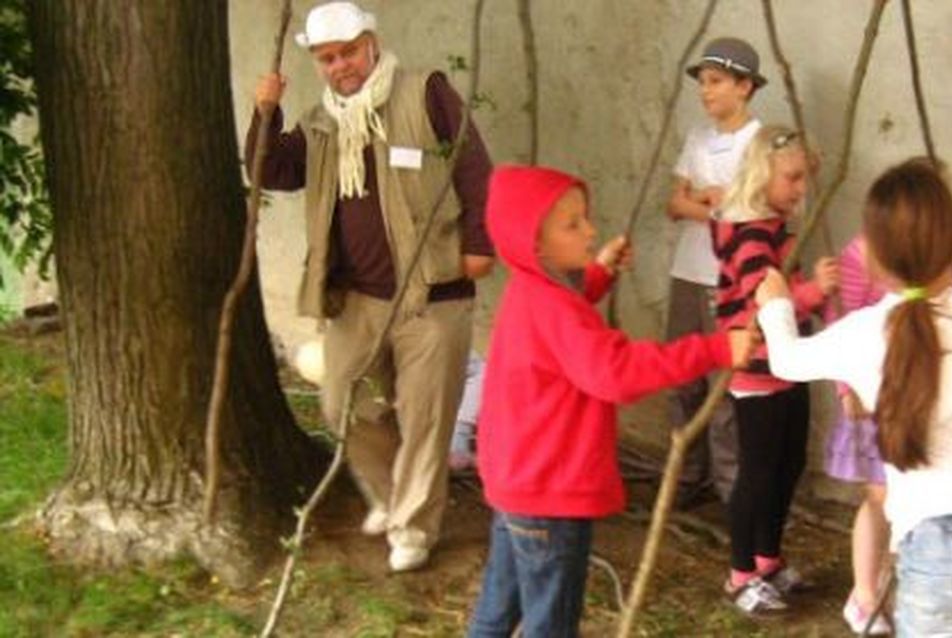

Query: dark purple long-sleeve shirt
[246,71,493,301]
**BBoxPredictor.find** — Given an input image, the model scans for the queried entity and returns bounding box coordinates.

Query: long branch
[258,1,487,635]
[785,0,887,270]
[517,0,539,165]
[606,0,719,327]
[203,0,293,524]
[900,0,938,165]
[761,0,835,257]
[615,2,888,634]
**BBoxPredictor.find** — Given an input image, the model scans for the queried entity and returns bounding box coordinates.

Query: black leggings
[729,384,810,572]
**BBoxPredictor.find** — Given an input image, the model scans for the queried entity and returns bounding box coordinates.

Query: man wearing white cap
[246,1,494,572]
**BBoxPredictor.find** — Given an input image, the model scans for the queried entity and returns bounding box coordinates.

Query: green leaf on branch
[0,0,53,287]
[471,92,498,112]
[446,54,468,73]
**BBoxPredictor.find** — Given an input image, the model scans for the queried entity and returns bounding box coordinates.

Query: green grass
[0,336,255,637]
[0,336,456,638]
[0,338,67,522]
[0,541,255,637]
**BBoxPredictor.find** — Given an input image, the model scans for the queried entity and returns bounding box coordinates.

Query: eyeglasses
[771,131,799,150]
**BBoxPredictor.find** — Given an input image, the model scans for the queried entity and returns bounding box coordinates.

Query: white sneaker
[843,596,891,635]
[361,507,389,536]
[763,565,812,595]
[725,577,788,615]
[388,545,429,572]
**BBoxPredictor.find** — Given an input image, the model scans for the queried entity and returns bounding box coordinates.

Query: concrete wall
[229,0,952,496]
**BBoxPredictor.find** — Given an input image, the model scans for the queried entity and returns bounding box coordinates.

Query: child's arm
[583,236,633,303]
[824,241,868,398]
[756,268,855,384]
[725,230,780,320]
[583,263,614,303]
[667,178,719,222]
[787,273,825,313]
[537,307,740,405]
[758,297,858,384]
[837,240,872,314]
[789,256,838,313]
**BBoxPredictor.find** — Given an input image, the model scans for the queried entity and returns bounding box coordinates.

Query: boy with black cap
[664,37,767,509]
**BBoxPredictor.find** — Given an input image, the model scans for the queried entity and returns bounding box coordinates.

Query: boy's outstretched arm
[536,304,744,405]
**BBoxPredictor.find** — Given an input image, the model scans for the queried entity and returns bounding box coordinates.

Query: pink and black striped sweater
[710,217,828,394]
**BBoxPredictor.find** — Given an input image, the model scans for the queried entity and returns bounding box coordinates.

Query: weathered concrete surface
[229,0,951,498]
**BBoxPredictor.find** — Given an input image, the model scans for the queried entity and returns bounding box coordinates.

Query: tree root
[41,487,275,589]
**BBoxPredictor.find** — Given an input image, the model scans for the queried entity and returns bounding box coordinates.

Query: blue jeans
[468,511,593,638]
[896,514,952,637]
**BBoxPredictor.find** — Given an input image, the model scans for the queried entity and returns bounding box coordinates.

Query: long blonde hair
[719,124,813,222]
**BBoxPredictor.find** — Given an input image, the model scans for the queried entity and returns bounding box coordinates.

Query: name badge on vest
[389,146,424,170]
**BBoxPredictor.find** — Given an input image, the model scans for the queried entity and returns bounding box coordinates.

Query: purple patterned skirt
[825,415,886,485]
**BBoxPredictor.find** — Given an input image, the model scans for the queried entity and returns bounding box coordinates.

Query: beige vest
[297,69,464,319]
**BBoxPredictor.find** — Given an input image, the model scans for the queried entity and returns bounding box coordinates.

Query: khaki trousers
[322,292,472,550]
[665,277,739,501]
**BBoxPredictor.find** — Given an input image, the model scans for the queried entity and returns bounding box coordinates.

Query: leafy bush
[0,0,52,286]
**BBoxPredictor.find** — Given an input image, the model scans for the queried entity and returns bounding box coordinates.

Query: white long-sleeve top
[758,291,952,549]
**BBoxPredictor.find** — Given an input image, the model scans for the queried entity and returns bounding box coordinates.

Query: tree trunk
[27,0,328,587]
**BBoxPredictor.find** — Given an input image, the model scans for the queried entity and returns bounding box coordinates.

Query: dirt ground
[6,326,873,637]
[259,465,868,637]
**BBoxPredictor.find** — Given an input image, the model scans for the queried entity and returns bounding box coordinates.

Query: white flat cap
[295,2,377,48]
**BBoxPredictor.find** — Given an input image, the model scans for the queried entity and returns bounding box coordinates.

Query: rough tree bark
[27,0,329,587]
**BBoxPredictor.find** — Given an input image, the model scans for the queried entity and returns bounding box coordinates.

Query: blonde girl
[711,124,839,614]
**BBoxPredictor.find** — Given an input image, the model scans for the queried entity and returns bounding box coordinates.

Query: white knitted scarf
[322,50,398,199]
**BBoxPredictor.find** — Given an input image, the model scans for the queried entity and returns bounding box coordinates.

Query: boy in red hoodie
[468,165,754,637]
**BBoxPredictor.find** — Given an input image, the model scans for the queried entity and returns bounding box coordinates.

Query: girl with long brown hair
[756,157,952,636]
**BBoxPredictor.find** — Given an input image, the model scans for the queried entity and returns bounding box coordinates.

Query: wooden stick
[204,0,293,524]
[258,386,354,638]
[785,0,887,271]
[606,0,719,327]
[258,1,487,634]
[615,2,888,634]
[517,0,539,165]
[900,0,938,165]
[761,0,836,258]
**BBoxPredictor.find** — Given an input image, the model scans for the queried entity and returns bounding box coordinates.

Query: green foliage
[446,54,468,73]
[471,92,498,112]
[0,0,53,287]
[0,302,14,325]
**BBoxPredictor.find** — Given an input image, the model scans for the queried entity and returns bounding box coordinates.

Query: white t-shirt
[759,292,952,549]
[670,118,761,286]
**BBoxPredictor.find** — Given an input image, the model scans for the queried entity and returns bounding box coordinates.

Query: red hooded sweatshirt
[477,165,733,518]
